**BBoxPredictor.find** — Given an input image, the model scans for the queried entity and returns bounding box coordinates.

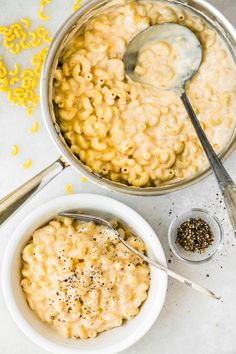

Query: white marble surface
[0,1,236,353]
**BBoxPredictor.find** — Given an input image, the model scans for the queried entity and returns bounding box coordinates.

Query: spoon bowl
[123,23,202,92]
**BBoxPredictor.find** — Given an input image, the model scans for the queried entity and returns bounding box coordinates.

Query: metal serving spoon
[123,23,236,235]
[59,210,220,300]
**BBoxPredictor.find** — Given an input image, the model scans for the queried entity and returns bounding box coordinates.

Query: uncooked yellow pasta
[53,1,236,187]
[10,144,19,156]
[29,121,39,133]
[81,176,87,183]
[38,0,51,21]
[10,77,20,85]
[9,63,20,76]
[65,183,73,194]
[0,4,53,117]
[38,9,49,21]
[0,21,50,55]
[0,45,48,114]
[21,17,31,29]
[21,217,150,339]
[22,159,31,169]
[72,0,81,12]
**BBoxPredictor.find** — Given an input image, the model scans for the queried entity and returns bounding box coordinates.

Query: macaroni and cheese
[135,39,179,89]
[53,1,236,187]
[134,24,202,91]
[21,217,150,339]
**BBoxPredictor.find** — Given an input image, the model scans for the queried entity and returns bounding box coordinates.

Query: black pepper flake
[176,217,214,253]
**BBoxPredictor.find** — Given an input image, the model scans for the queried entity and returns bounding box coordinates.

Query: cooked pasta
[53,1,236,187]
[21,217,150,339]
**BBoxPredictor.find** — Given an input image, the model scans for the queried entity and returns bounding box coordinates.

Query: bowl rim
[1,194,168,354]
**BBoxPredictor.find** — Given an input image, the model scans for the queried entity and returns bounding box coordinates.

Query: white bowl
[1,194,167,354]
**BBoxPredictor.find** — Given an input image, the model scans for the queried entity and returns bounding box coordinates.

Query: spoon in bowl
[59,210,220,300]
[123,23,236,235]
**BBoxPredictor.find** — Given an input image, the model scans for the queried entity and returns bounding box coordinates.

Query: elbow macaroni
[21,217,150,339]
[53,1,236,187]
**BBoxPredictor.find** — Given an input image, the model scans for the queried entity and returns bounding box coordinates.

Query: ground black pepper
[176,217,214,253]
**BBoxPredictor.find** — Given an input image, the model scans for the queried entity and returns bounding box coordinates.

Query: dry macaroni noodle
[72,0,81,12]
[38,0,52,21]
[11,144,19,156]
[65,183,73,194]
[0,46,48,114]
[22,158,31,169]
[29,121,39,133]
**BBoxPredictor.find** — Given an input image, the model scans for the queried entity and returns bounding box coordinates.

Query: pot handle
[0,159,67,227]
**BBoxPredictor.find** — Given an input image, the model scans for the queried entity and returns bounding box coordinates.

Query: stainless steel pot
[1,0,236,225]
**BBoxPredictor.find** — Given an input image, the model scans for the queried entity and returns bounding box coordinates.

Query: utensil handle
[118,236,219,300]
[0,159,67,226]
[166,268,220,300]
[223,184,236,234]
[180,91,236,234]
[180,91,234,189]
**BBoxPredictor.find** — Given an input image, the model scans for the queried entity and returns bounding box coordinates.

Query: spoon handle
[118,236,220,300]
[180,91,236,234]
[59,211,220,300]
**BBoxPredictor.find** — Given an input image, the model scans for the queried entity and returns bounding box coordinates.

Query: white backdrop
[0,1,236,353]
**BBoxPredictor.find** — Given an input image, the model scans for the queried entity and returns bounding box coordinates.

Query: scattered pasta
[0,0,86,174]
[72,0,81,12]
[9,63,20,77]
[0,11,52,114]
[38,0,52,21]
[81,176,87,183]
[0,57,9,92]
[20,17,31,29]
[22,159,31,169]
[0,20,52,55]
[10,145,19,156]
[0,46,48,115]
[29,121,39,133]
[65,183,73,194]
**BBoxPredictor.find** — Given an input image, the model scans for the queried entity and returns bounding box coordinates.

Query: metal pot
[1,0,236,225]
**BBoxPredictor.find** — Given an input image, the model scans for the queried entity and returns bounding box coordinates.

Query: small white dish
[1,194,167,354]
[168,208,223,264]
